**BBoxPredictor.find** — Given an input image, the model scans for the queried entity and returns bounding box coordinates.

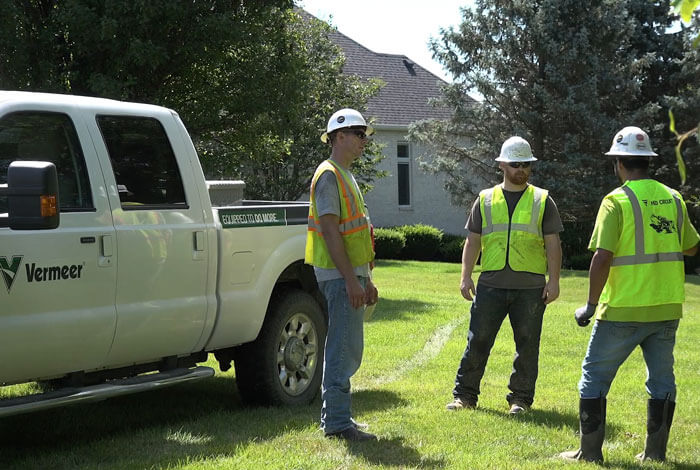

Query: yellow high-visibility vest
[600,180,685,308]
[479,184,547,274]
[305,159,374,269]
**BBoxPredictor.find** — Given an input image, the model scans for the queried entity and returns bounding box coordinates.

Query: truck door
[0,110,117,383]
[89,114,210,365]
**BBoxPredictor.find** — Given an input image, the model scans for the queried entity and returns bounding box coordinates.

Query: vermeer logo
[0,256,84,292]
[0,255,23,293]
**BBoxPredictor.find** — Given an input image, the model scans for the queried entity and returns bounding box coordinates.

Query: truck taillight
[40,195,57,217]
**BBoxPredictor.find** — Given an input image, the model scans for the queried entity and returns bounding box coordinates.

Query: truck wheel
[234,289,326,406]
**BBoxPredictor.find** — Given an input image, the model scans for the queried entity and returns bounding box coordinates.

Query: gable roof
[328,28,454,128]
[298,9,458,129]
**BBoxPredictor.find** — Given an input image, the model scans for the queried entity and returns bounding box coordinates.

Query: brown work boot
[325,426,377,441]
[446,397,477,411]
[509,401,531,415]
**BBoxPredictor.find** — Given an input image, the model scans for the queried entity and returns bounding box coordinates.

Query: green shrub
[396,224,443,261]
[439,234,465,263]
[373,228,405,259]
[565,253,592,270]
[560,220,594,268]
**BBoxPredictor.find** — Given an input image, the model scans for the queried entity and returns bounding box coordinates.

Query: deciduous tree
[0,1,384,201]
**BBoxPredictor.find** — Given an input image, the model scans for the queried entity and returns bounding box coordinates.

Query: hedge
[439,234,465,263]
[373,228,406,259]
[395,224,444,261]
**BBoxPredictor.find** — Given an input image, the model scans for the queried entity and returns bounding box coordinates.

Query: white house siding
[364,127,468,235]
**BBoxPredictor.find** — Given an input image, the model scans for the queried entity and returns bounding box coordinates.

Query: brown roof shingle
[327,25,455,127]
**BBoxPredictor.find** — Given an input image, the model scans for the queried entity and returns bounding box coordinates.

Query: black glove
[574,303,597,327]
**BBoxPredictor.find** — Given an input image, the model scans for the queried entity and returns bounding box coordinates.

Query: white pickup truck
[0,91,326,417]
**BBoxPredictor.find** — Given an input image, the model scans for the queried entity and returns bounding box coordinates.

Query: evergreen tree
[411,0,671,222]
[657,16,700,222]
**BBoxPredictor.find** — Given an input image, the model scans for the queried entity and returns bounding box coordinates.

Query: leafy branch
[669,110,696,184]
[669,0,699,185]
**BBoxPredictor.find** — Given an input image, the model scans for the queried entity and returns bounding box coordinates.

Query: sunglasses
[508,162,531,168]
[344,129,368,139]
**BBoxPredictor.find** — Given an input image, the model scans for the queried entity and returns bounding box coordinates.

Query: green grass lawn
[2,260,700,469]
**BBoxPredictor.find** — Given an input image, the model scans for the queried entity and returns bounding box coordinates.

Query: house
[328,27,471,235]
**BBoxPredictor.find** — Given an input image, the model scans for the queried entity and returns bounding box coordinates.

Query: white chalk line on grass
[361,314,468,389]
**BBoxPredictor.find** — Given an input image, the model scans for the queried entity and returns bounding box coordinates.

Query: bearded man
[446,136,563,415]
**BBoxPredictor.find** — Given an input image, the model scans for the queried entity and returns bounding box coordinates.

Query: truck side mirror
[1,161,60,230]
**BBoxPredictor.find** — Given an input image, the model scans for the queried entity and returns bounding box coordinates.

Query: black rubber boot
[560,398,606,463]
[636,398,675,462]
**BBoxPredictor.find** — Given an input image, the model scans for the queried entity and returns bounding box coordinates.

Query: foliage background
[410,0,700,251]
[0,1,385,200]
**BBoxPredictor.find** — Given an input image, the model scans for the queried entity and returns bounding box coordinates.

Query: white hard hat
[495,136,537,162]
[605,126,657,157]
[321,108,374,143]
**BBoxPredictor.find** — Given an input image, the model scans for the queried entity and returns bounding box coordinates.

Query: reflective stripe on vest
[479,184,547,274]
[600,180,685,309]
[305,160,374,269]
[307,160,369,236]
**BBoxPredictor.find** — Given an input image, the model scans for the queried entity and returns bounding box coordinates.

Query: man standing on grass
[446,136,563,415]
[560,127,699,463]
[306,108,379,441]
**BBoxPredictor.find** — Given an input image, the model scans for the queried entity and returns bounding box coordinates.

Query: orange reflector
[40,195,57,217]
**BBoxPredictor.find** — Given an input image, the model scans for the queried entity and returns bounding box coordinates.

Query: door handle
[193,231,206,261]
[98,234,113,267]
[101,235,113,256]
[194,231,205,252]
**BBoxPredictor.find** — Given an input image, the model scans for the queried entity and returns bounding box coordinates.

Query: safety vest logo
[650,215,675,234]
[0,255,23,293]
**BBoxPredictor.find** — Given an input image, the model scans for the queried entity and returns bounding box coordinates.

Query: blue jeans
[453,284,545,406]
[319,277,366,434]
[579,319,679,400]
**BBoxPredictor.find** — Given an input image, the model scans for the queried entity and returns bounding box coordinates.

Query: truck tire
[234,288,326,406]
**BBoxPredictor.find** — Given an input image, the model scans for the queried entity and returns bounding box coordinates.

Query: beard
[506,171,529,186]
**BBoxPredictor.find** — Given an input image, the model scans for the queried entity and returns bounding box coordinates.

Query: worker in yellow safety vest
[305,108,378,441]
[560,127,700,464]
[446,136,563,415]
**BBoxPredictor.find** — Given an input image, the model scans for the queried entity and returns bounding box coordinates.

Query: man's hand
[345,277,366,309]
[365,279,378,306]
[460,277,476,301]
[574,303,597,327]
[542,279,560,305]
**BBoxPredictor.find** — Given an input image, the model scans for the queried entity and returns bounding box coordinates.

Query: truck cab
[0,92,325,416]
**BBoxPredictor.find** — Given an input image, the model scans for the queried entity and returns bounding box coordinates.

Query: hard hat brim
[495,155,538,162]
[604,150,658,157]
[320,124,374,143]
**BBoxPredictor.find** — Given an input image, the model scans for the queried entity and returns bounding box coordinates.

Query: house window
[397,142,410,206]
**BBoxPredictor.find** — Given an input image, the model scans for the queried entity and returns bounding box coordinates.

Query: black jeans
[453,284,546,406]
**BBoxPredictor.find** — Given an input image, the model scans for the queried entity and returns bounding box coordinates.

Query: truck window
[97,116,187,209]
[0,112,94,224]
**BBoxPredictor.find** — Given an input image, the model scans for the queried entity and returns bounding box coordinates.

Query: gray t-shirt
[465,187,563,289]
[313,169,371,282]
